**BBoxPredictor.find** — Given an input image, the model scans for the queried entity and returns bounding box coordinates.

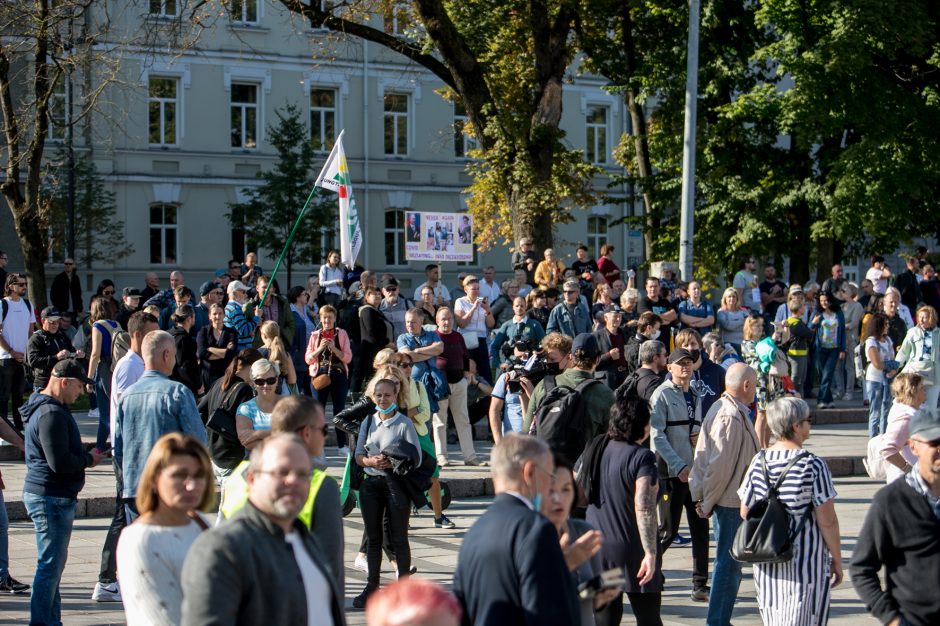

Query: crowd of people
[0,242,937,626]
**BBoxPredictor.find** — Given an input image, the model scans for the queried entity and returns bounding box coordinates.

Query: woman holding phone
[454,275,495,383]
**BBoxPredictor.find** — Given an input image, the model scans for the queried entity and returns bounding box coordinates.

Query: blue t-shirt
[677,299,714,323]
[492,372,524,434]
[236,398,271,430]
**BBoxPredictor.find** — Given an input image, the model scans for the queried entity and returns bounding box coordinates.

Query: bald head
[725,362,757,404]
[142,330,176,374]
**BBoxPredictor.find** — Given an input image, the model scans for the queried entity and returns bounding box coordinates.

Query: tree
[227,102,335,287]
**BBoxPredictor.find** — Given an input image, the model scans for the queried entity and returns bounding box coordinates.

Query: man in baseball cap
[26,310,84,392]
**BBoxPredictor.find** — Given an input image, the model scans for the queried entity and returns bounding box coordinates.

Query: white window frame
[383,92,410,157]
[585,105,609,165]
[47,74,67,142]
[150,203,180,266]
[230,82,259,150]
[148,76,179,147]
[587,215,608,260]
[309,87,337,153]
[384,209,406,266]
[384,2,412,36]
[230,0,261,24]
[149,0,178,18]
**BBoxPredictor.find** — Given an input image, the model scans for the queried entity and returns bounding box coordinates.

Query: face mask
[378,403,397,415]
[650,330,661,340]
[689,349,701,362]
[531,493,543,512]
[545,361,561,375]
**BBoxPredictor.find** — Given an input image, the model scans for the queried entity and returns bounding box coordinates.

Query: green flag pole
[257,185,319,307]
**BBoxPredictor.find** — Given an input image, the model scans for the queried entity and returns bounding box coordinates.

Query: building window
[383,3,412,35]
[47,75,67,141]
[230,0,258,23]
[384,210,406,266]
[586,106,608,164]
[587,216,608,259]
[453,103,478,159]
[383,93,408,156]
[310,226,338,264]
[230,83,258,149]
[149,0,177,17]
[310,88,336,152]
[150,204,179,265]
[148,76,178,146]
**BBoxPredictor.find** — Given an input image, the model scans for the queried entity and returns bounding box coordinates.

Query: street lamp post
[678,0,700,282]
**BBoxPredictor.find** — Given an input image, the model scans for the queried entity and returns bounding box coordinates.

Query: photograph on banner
[405,211,474,262]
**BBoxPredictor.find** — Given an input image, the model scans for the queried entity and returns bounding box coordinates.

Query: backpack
[1,297,33,327]
[731,450,813,564]
[111,330,131,364]
[533,375,602,464]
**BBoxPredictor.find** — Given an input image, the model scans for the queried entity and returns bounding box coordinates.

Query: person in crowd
[115,287,142,331]
[224,280,258,351]
[93,311,159,603]
[865,313,898,437]
[674,328,725,417]
[432,307,485,467]
[288,286,316,395]
[866,255,892,296]
[851,406,940,626]
[0,250,6,288]
[306,305,353,453]
[353,377,422,608]
[896,254,922,314]
[547,279,593,336]
[620,287,641,332]
[413,263,451,307]
[95,279,121,315]
[717,287,747,353]
[571,244,599,292]
[587,394,662,626]
[921,264,940,311]
[26,307,82,392]
[139,271,160,303]
[235,358,282,452]
[318,249,345,307]
[525,288,551,330]
[1,274,35,433]
[774,284,807,325]
[415,285,439,326]
[239,252,263,285]
[245,275,295,348]
[479,265,501,303]
[259,320,298,393]
[358,287,395,391]
[511,237,538,285]
[489,279,518,328]
[783,294,815,394]
[650,348,709,602]
[740,314,763,366]
[49,257,83,315]
[821,263,846,297]
[0,406,27,595]
[594,304,631,389]
[838,282,864,401]
[624,312,662,378]
[156,285,191,331]
[85,295,120,452]
[733,256,761,313]
[169,305,201,395]
[877,373,924,483]
[21,360,105,623]
[214,268,231,296]
[182,435,345,624]
[489,341,532,444]
[306,274,323,315]
[897,305,940,408]
[114,331,207,521]
[811,291,846,409]
[143,271,192,311]
[490,295,545,373]
[738,397,842,625]
[116,433,213,626]
[365,578,462,626]
[454,433,579,624]
[524,333,613,456]
[596,243,621,286]
[380,277,411,338]
[678,280,715,332]
[535,248,566,290]
[881,286,912,343]
[759,264,788,323]
[690,363,760,626]
[196,303,237,391]
[454,275,495,384]
[543,454,619,626]
[590,282,614,323]
[858,278,876,310]
[619,340,668,405]
[219,395,343,591]
[703,332,741,370]
[638,277,678,341]
[191,282,219,335]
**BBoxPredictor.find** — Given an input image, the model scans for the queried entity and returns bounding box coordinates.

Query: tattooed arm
[634,474,659,586]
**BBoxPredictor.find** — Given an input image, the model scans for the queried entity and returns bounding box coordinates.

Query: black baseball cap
[122,287,142,298]
[51,359,94,385]
[571,333,600,359]
[40,306,62,320]
[667,348,695,365]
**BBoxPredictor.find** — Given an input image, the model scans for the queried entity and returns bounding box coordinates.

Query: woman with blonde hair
[877,372,925,483]
[897,304,940,408]
[259,320,297,394]
[740,315,765,367]
[117,433,213,626]
[234,358,282,450]
[717,287,746,352]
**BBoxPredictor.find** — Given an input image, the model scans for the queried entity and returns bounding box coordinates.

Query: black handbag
[347,413,372,491]
[206,382,248,470]
[731,450,813,564]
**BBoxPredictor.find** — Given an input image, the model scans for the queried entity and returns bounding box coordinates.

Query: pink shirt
[879,402,918,483]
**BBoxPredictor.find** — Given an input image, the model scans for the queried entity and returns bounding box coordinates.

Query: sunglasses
[103,290,114,296]
[64,262,74,266]
[254,377,278,387]
[16,282,27,287]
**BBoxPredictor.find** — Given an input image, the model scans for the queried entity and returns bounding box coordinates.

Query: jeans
[866,379,891,437]
[0,489,8,579]
[23,492,77,626]
[97,461,126,584]
[94,372,110,450]
[658,478,709,591]
[595,591,663,626]
[313,369,349,449]
[787,355,809,397]
[0,358,26,431]
[360,476,411,588]
[707,505,744,625]
[814,348,840,404]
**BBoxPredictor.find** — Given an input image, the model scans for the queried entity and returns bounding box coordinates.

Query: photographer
[490,296,545,373]
[26,307,83,392]
[489,339,535,444]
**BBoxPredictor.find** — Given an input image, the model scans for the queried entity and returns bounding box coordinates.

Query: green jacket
[522,368,614,442]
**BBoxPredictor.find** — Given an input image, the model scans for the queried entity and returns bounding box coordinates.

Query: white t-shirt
[413,281,451,304]
[732,271,760,311]
[454,296,488,338]
[0,297,32,358]
[479,280,501,303]
[865,336,894,382]
[110,351,146,442]
[866,267,888,294]
[284,531,334,626]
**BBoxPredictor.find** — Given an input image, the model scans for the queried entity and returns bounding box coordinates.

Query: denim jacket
[114,370,206,498]
[546,301,592,337]
[397,330,447,407]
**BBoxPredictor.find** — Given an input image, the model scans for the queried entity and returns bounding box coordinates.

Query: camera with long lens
[505,337,554,392]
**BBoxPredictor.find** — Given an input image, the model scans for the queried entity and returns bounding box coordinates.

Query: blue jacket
[114,370,207,498]
[397,330,447,407]
[21,392,91,499]
[224,300,258,351]
[811,308,846,352]
[546,301,592,337]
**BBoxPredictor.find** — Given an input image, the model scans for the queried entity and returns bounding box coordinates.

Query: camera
[506,349,554,393]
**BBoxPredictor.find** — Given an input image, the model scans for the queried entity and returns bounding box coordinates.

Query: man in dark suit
[406,212,421,242]
[453,433,580,626]
[49,258,82,315]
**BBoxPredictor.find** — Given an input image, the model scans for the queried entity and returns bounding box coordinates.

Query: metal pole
[66,15,75,260]
[679,0,700,282]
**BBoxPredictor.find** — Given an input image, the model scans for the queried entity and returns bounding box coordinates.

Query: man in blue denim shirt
[546,280,592,337]
[113,330,206,518]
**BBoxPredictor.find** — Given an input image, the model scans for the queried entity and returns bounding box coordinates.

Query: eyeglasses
[295,424,330,436]
[563,290,578,294]
[254,377,278,387]
[254,468,312,482]
[103,290,114,296]
[16,282,27,287]
[384,287,398,292]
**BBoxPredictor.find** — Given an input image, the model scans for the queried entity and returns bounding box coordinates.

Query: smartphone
[578,568,627,599]
[96,443,113,456]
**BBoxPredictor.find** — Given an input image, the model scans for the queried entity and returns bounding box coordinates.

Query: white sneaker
[88,408,100,419]
[353,554,368,573]
[92,581,121,602]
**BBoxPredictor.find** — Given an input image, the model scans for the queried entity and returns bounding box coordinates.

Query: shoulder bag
[206,382,248,469]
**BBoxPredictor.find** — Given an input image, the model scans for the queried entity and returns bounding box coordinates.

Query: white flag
[315,130,362,267]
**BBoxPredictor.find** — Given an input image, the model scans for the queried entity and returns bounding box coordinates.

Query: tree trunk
[7,198,50,309]
[626,91,657,264]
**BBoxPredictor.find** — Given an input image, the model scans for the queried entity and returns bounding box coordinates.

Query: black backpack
[533,375,602,463]
[731,450,813,564]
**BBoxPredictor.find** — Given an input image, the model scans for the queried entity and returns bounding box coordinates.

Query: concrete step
[813,406,868,425]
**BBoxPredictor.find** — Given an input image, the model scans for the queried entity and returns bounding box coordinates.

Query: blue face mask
[378,403,398,415]
[531,493,543,513]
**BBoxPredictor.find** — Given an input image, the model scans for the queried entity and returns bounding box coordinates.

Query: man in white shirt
[0,274,34,432]
[479,266,502,303]
[92,310,159,603]
[413,264,451,307]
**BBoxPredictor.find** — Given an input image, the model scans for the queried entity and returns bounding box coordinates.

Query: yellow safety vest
[219,460,331,529]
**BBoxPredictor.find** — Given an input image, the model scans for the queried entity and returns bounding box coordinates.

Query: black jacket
[49,271,82,314]
[383,439,436,509]
[26,330,75,389]
[115,303,138,331]
[170,326,201,394]
[21,392,91,499]
[634,367,665,404]
[593,327,631,389]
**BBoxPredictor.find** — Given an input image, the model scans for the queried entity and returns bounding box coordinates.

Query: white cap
[227,280,250,295]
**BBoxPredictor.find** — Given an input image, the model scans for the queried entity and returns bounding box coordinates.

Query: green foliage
[227,102,334,286]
